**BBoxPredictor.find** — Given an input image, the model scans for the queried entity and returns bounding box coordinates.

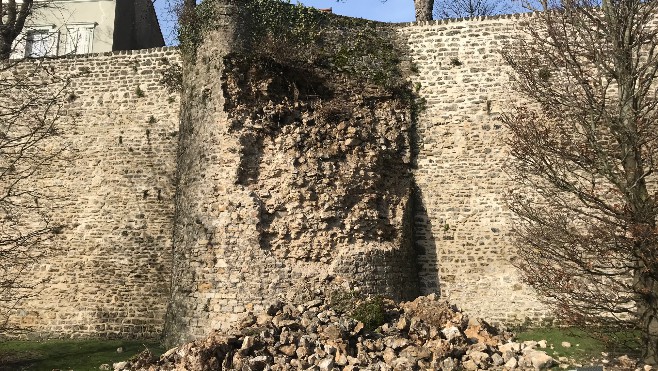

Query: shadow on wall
[407,88,440,297]
[412,185,440,296]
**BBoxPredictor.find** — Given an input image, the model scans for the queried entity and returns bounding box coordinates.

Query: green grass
[515,327,641,366]
[0,339,165,371]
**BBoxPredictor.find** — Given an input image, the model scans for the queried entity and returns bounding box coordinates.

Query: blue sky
[153,0,415,46]
[294,0,415,22]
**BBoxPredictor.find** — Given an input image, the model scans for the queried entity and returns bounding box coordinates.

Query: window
[64,24,95,55]
[26,29,52,57]
[10,26,58,59]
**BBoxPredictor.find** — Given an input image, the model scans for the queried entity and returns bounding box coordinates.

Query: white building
[11,0,164,58]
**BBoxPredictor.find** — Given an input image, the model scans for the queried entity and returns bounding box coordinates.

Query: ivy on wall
[179,0,412,90]
[178,0,326,60]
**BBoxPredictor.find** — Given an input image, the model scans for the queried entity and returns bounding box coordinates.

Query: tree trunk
[0,38,12,60]
[414,0,434,21]
[606,0,658,363]
[183,0,196,13]
[0,0,34,60]
[640,270,658,365]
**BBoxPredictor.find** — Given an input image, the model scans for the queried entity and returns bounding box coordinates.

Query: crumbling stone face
[223,56,414,263]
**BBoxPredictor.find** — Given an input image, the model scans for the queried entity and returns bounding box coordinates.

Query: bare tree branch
[0,0,73,333]
[503,0,658,363]
[434,0,510,18]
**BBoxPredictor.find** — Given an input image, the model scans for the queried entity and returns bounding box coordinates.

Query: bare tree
[0,54,72,333]
[434,0,509,18]
[162,0,197,47]
[175,0,197,29]
[0,0,36,60]
[0,0,70,333]
[0,0,64,60]
[503,0,658,363]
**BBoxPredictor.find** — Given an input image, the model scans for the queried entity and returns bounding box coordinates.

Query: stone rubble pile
[115,294,562,370]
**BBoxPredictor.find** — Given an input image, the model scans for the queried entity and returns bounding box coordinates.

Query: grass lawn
[0,339,165,371]
[515,327,641,366]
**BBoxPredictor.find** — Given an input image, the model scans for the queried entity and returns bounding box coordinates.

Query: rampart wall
[401,15,546,324]
[3,9,551,342]
[5,47,181,339]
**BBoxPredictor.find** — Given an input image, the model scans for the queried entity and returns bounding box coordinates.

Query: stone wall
[2,10,557,342]
[399,15,547,324]
[4,47,181,338]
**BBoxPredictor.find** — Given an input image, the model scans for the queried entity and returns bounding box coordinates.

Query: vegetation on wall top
[179,0,413,91]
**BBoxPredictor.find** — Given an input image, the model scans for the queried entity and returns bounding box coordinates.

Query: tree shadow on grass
[0,340,164,371]
[0,349,44,371]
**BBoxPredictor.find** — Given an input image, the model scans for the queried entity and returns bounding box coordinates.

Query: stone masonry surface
[399,14,547,324]
[5,47,181,338]
[3,10,552,341]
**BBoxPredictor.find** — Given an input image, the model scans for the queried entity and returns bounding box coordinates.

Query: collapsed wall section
[3,48,180,338]
[398,16,548,324]
[165,0,420,344]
